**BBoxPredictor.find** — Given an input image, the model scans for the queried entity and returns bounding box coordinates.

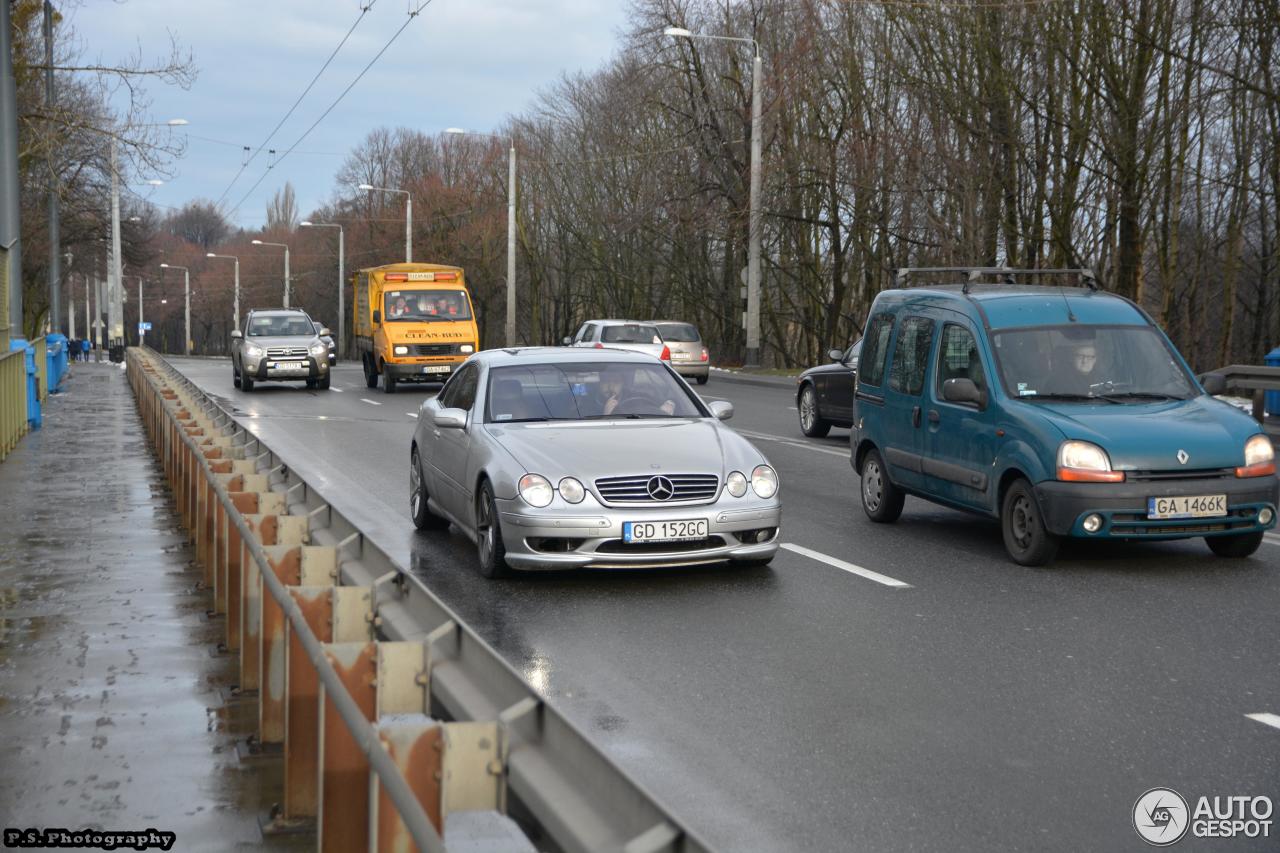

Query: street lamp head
[129,216,142,222]
[357,183,374,191]
[160,263,170,268]
[161,299,167,304]
[300,221,313,227]
[145,179,164,186]
[206,252,216,258]
[252,239,264,245]
[664,26,693,37]
[166,119,189,126]
[444,127,466,135]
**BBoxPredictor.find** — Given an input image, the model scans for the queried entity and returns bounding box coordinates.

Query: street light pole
[1,0,24,348]
[444,128,518,347]
[300,222,344,358]
[206,253,240,330]
[665,27,764,366]
[109,140,123,356]
[43,0,60,335]
[251,240,291,307]
[358,184,411,262]
[160,263,190,354]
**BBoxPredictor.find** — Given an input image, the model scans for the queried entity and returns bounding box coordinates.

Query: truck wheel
[1001,479,1059,566]
[363,354,377,389]
[383,369,397,394]
[1205,531,1263,558]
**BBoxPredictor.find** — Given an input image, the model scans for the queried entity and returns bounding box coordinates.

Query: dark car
[795,340,861,437]
[312,322,337,366]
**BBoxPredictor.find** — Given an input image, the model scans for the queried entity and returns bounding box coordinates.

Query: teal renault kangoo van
[849,267,1278,566]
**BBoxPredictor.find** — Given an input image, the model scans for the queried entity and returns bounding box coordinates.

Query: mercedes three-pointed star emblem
[647,475,675,501]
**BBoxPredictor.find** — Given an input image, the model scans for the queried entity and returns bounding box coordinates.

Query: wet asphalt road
[166,356,1280,852]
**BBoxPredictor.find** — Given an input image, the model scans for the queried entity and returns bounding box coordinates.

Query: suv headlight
[558,477,585,503]
[394,345,408,356]
[1057,440,1124,482]
[244,343,264,358]
[750,465,778,499]
[1238,434,1276,477]
[726,471,748,497]
[519,474,554,507]
[309,342,328,356]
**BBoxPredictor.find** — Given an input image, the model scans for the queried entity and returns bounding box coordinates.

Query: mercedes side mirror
[943,378,984,407]
[562,336,573,346]
[708,400,734,421]
[230,330,243,340]
[433,408,467,429]
[1200,373,1227,396]
[372,310,382,324]
[828,348,844,363]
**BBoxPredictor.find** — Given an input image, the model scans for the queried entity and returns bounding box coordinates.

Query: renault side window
[889,316,934,396]
[858,313,895,387]
[937,325,985,398]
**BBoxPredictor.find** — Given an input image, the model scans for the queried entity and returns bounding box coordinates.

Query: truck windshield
[486,362,705,422]
[384,289,471,321]
[992,325,1197,401]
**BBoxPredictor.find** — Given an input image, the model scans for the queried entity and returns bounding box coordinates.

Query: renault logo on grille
[1177,449,1189,465]
[647,476,675,501]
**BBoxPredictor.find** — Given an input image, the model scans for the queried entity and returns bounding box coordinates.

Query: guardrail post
[257,524,313,748]
[371,718,444,850]
[319,642,378,853]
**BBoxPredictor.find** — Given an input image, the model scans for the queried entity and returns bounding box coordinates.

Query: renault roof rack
[893,267,1098,294]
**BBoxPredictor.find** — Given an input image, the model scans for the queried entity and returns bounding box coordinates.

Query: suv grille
[594,474,720,504]
[410,343,468,356]
[266,346,308,359]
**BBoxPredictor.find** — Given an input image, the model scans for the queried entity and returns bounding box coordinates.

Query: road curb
[710,371,799,391]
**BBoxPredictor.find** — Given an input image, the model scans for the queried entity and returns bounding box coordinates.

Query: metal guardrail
[1200,364,1280,422]
[127,347,712,853]
[0,346,25,461]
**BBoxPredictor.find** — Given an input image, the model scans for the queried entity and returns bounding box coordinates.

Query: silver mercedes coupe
[409,347,781,576]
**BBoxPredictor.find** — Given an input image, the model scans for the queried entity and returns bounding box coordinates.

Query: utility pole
[68,288,75,340]
[745,53,763,367]
[44,1,61,334]
[83,277,89,355]
[1,0,24,349]
[507,143,516,347]
[108,140,124,359]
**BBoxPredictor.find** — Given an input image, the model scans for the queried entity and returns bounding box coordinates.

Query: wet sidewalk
[0,362,297,851]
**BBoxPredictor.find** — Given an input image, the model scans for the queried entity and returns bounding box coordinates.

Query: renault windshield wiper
[1099,392,1186,402]
[1023,392,1122,404]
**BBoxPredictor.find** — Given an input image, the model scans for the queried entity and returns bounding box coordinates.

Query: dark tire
[232,364,241,389]
[305,378,317,389]
[798,384,831,438]
[1001,479,1059,566]
[474,481,511,578]
[317,373,331,390]
[696,374,709,386]
[410,447,448,530]
[860,448,904,523]
[1205,531,1263,558]
[363,354,378,389]
[241,373,255,392]
[383,367,397,394]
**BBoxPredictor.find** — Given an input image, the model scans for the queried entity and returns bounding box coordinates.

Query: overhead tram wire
[211,2,377,212]
[224,1,433,223]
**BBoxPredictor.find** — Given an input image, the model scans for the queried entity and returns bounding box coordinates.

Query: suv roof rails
[893,267,1099,295]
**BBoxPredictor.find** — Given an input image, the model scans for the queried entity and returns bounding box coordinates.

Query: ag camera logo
[1133,788,1190,846]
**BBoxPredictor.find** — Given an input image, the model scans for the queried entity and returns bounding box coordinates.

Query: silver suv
[231,308,332,392]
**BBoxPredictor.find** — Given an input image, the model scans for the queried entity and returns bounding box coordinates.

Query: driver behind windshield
[594,366,676,416]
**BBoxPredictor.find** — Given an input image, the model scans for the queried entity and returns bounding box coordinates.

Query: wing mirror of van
[828,348,845,363]
[372,309,381,325]
[1200,373,1227,396]
[230,330,242,340]
[562,336,573,346]
[943,378,985,407]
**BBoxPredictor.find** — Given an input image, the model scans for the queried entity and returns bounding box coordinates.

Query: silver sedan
[409,347,781,577]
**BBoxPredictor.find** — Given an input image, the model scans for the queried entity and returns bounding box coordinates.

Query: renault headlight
[1057,440,1123,482]
[750,465,778,499]
[394,345,408,356]
[460,344,475,354]
[519,474,554,507]
[309,341,328,356]
[726,471,748,498]
[1238,434,1276,477]
[558,477,585,503]
[244,343,264,358]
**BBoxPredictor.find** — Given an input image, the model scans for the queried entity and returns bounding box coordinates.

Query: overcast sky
[69,0,630,230]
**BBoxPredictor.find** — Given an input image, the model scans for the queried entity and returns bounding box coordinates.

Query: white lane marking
[360,398,383,406]
[700,394,730,400]
[781,542,912,588]
[406,412,418,418]
[330,387,343,392]
[1246,713,1280,731]
[735,428,847,458]
[1263,534,1280,547]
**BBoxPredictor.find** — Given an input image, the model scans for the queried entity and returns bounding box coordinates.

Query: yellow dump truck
[353,263,480,393]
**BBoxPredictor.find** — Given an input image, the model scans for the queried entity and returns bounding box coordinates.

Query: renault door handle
[928,410,941,424]
[912,406,922,428]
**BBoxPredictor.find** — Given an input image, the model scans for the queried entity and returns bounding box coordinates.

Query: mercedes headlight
[519,474,554,507]
[460,344,475,354]
[244,343,264,358]
[393,345,408,356]
[726,471,748,498]
[558,477,585,503]
[750,465,778,499]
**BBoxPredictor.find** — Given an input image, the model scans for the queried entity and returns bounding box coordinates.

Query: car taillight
[660,345,671,360]
[700,347,708,362]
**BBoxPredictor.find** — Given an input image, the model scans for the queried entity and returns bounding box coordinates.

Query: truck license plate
[623,519,708,543]
[1147,494,1227,519]
[422,365,451,374]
